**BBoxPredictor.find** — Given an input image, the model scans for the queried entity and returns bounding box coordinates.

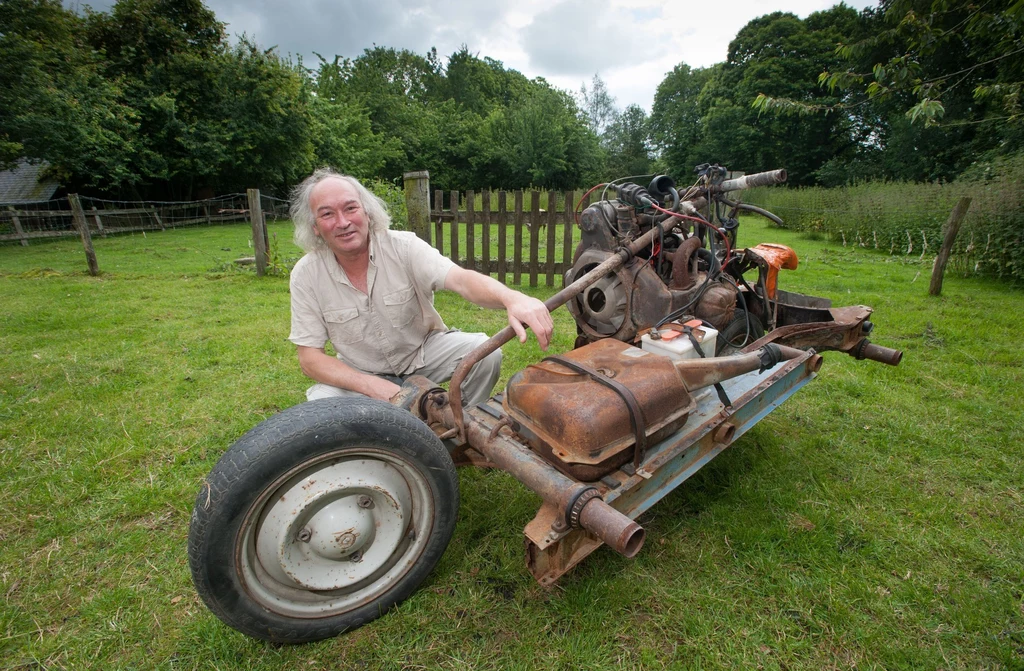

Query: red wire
[648,202,732,265]
[574,183,607,226]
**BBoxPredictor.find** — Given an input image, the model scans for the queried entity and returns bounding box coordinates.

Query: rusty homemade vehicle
[187,165,902,643]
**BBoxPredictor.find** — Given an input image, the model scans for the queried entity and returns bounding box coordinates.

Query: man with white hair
[288,168,553,406]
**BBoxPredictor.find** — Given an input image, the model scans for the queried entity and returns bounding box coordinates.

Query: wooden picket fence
[429,189,588,288]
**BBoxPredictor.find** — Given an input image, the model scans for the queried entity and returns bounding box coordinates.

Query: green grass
[1,219,1022,670]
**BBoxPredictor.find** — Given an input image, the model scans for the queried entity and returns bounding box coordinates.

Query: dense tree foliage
[0,0,138,187]
[750,0,1024,183]
[1,0,605,197]
[310,46,603,191]
[4,0,1019,198]
[603,104,653,178]
[651,6,865,186]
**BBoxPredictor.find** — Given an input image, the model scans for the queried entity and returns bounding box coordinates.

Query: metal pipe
[714,169,788,193]
[578,500,645,558]
[856,341,903,366]
[447,404,645,558]
[719,198,784,226]
[672,344,805,390]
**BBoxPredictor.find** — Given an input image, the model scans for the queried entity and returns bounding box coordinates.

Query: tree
[477,85,600,189]
[753,1,1024,181]
[0,0,138,187]
[579,74,618,136]
[308,96,398,179]
[603,104,653,178]
[313,47,442,181]
[72,0,316,198]
[653,8,863,185]
[650,64,716,177]
[211,39,315,194]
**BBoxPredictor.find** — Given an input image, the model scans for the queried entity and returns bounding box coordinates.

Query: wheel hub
[306,496,374,560]
[255,459,413,591]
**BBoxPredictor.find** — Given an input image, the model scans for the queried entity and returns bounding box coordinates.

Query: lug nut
[357,495,374,509]
[348,550,363,562]
[297,528,312,543]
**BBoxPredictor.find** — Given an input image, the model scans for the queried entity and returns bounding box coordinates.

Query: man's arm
[296,345,402,401]
[443,266,554,350]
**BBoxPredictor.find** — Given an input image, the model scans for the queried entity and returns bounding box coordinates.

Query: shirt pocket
[383,286,418,328]
[323,307,364,345]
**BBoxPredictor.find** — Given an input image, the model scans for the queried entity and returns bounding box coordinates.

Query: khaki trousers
[305,329,503,407]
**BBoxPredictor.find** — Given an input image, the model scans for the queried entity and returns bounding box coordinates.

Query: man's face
[310,178,371,259]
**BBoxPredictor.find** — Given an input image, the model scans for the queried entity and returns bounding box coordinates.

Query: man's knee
[461,346,502,406]
[306,383,363,402]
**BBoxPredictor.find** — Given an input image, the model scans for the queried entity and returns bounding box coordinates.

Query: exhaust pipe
[672,343,807,390]
[427,397,645,558]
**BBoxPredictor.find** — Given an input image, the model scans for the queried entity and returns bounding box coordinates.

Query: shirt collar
[316,231,378,287]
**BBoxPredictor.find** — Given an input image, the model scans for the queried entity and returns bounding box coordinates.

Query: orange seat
[751,243,798,299]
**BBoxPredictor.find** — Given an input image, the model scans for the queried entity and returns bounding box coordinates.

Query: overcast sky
[69,0,879,113]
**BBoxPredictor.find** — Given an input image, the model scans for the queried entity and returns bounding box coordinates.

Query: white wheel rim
[238,448,434,618]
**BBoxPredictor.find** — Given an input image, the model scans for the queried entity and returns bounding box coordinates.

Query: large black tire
[716,309,766,356]
[187,398,458,643]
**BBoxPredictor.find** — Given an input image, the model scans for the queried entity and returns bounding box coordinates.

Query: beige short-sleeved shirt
[288,230,456,375]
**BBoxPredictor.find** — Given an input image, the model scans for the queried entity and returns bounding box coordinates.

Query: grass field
[1,219,1022,670]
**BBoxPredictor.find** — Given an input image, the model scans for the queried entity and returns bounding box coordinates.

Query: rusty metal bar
[670,344,808,390]
[426,397,645,557]
[524,349,819,583]
[854,340,903,366]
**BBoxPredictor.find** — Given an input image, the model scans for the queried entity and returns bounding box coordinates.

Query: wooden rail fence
[0,194,288,245]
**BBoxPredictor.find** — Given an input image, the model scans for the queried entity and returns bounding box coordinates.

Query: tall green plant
[744,153,1024,281]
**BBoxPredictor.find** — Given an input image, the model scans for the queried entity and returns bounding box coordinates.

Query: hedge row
[742,154,1024,282]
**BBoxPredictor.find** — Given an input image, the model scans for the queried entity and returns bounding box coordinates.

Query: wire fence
[0,192,291,245]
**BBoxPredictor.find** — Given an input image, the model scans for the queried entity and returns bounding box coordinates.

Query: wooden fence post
[433,189,444,256]
[481,190,491,277]
[466,190,476,272]
[513,190,523,285]
[7,205,28,246]
[90,206,106,237]
[545,190,557,286]
[562,190,575,287]
[928,196,972,297]
[497,191,507,285]
[529,191,541,287]
[449,190,460,268]
[403,170,431,244]
[247,188,267,276]
[68,194,100,276]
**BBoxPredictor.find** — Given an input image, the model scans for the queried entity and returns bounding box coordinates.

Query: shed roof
[0,160,60,204]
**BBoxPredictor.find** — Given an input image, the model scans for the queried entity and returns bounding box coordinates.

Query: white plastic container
[640,322,718,360]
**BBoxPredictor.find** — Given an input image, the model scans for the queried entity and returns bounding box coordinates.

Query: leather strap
[683,326,733,408]
[543,354,650,469]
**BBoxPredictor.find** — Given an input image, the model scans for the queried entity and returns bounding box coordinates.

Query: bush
[367,179,408,231]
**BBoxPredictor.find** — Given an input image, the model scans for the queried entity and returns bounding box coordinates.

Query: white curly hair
[290,168,392,253]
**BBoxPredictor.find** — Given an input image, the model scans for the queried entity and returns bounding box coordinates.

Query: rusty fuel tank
[502,339,806,482]
[503,338,697,481]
